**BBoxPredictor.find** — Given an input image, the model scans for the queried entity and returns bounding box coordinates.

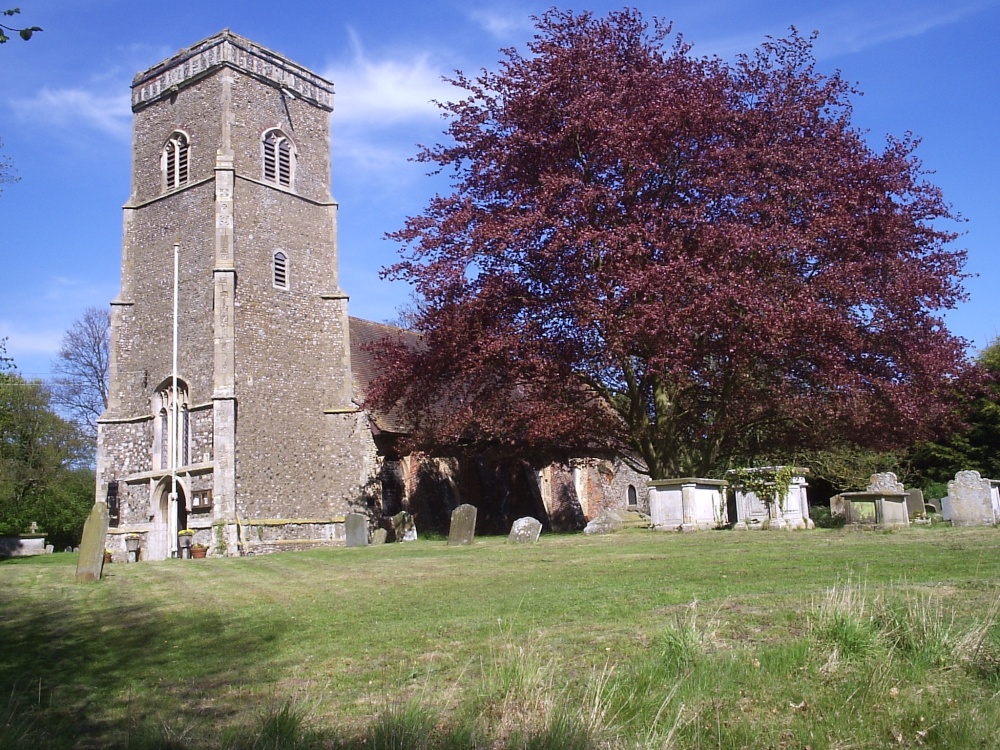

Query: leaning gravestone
[945,470,995,526]
[584,512,624,535]
[75,503,110,583]
[448,504,478,546]
[345,513,369,547]
[905,488,925,518]
[391,511,417,542]
[508,516,542,544]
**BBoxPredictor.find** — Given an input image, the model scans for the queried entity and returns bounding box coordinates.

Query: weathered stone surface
[508,516,543,544]
[584,512,623,535]
[448,504,478,546]
[391,511,417,542]
[945,470,995,526]
[869,472,905,494]
[905,488,925,518]
[76,503,110,583]
[370,528,387,546]
[345,513,369,547]
[0,536,47,557]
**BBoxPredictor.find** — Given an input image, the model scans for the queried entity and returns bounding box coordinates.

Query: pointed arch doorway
[149,478,188,561]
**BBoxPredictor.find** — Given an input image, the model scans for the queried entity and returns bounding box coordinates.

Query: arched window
[152,381,191,471]
[162,131,190,190]
[273,250,288,289]
[262,129,294,187]
[627,485,638,507]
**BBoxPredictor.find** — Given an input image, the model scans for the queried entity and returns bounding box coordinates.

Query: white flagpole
[171,241,179,557]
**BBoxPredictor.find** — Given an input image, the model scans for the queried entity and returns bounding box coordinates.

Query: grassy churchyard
[3,526,1000,749]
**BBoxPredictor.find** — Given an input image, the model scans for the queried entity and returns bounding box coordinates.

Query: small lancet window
[163,131,190,190]
[263,129,294,187]
[273,251,288,289]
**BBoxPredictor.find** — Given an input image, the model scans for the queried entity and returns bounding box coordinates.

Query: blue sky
[0,0,997,380]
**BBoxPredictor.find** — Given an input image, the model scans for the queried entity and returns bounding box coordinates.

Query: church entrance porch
[147,478,188,561]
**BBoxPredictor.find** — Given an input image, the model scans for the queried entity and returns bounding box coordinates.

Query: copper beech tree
[365,9,970,479]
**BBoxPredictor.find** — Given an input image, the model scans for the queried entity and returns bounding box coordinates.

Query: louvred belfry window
[273,250,288,289]
[163,132,190,190]
[263,129,293,187]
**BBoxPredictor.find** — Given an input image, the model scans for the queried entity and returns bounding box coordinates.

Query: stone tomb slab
[448,504,478,546]
[76,503,110,583]
[508,516,542,544]
[344,513,369,547]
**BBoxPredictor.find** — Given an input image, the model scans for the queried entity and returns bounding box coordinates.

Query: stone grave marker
[391,511,417,542]
[345,513,369,547]
[945,470,995,526]
[448,504,478,546]
[75,503,110,583]
[370,528,388,545]
[905,488,925,518]
[584,511,623,535]
[508,516,542,544]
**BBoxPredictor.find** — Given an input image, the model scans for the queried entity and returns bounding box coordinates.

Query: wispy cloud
[698,1,994,61]
[817,1,993,56]
[323,35,454,127]
[11,87,132,139]
[0,323,61,354]
[467,7,535,39]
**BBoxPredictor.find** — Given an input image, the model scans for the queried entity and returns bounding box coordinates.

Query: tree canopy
[366,9,970,480]
[0,341,92,546]
[908,338,1000,491]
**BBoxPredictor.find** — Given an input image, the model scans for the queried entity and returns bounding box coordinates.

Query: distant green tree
[0,340,92,544]
[0,8,41,44]
[909,339,1000,487]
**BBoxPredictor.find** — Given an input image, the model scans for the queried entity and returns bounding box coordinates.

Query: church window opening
[273,250,288,289]
[627,484,638,507]
[163,131,190,190]
[152,382,191,471]
[263,129,294,187]
[191,489,213,512]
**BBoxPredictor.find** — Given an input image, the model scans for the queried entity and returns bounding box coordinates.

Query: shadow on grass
[0,564,292,748]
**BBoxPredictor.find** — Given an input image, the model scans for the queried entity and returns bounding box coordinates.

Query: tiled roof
[348,317,420,433]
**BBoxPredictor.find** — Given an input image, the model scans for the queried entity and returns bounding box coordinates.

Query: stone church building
[97,31,646,561]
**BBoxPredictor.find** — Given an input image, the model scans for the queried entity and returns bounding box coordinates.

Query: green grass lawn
[3,526,1000,749]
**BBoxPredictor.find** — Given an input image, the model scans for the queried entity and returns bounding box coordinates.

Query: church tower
[97,31,375,560]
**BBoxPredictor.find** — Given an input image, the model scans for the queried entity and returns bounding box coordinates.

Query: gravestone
[869,472,904,494]
[508,516,542,544]
[390,511,417,542]
[75,502,110,583]
[344,513,369,547]
[905,488,925,518]
[370,528,388,545]
[584,511,623,535]
[945,470,995,526]
[45,544,54,554]
[448,504,478,546]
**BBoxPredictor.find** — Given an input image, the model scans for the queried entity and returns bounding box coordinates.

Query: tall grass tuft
[364,701,439,750]
[1,693,34,747]
[814,578,881,659]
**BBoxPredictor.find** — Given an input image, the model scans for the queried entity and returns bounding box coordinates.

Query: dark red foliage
[365,9,970,479]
